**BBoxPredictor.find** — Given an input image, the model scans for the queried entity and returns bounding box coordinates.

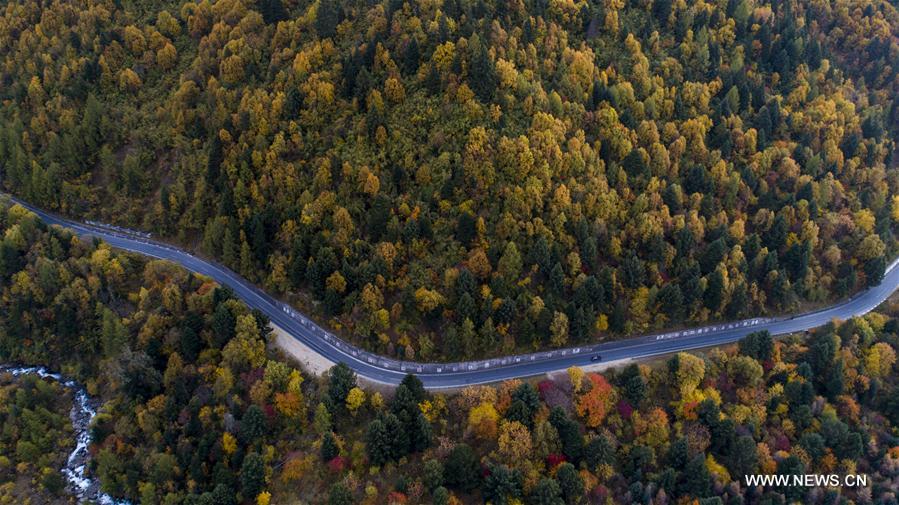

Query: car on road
[590,355,602,362]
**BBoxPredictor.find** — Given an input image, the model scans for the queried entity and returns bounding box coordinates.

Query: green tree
[259,0,287,24]
[403,38,421,76]
[584,435,613,470]
[399,374,426,403]
[483,464,523,505]
[422,459,444,491]
[240,405,267,445]
[433,486,450,505]
[321,432,339,461]
[469,38,497,102]
[618,363,646,404]
[506,382,540,427]
[498,242,523,280]
[240,452,266,500]
[365,413,405,465]
[315,0,340,39]
[444,444,480,492]
[738,331,773,362]
[776,456,806,503]
[211,304,236,349]
[529,478,564,505]
[391,383,432,453]
[678,455,711,499]
[556,462,584,504]
[328,482,353,505]
[703,270,724,312]
[549,407,583,462]
[327,363,357,410]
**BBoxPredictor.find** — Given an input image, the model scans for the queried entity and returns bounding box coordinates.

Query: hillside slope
[0,0,897,360]
[3,200,899,504]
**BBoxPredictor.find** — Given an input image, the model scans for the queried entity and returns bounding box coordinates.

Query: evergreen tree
[556,463,584,504]
[652,0,673,23]
[678,455,711,499]
[584,435,614,470]
[865,255,886,287]
[549,407,583,462]
[315,0,340,39]
[321,432,339,461]
[211,304,236,349]
[444,444,480,492]
[657,284,684,322]
[738,331,773,362]
[327,363,357,410]
[529,478,564,505]
[775,456,806,503]
[703,270,724,312]
[468,41,497,102]
[240,405,267,446]
[483,464,523,505]
[505,383,540,427]
[618,363,647,404]
[240,452,265,500]
[328,482,353,505]
[399,374,426,403]
[258,0,287,24]
[391,383,432,453]
[366,413,407,465]
[403,38,420,76]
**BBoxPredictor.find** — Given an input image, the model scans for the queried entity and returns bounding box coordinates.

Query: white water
[0,365,131,505]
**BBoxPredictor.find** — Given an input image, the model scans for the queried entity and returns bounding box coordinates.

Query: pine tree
[391,383,432,453]
[703,270,724,312]
[240,452,265,499]
[556,463,584,504]
[618,363,647,404]
[366,413,407,466]
[483,464,523,504]
[652,0,672,24]
[259,0,287,24]
[444,444,480,492]
[865,255,886,287]
[327,363,357,409]
[529,478,564,505]
[212,304,236,348]
[403,38,420,76]
[315,0,339,39]
[468,41,497,102]
[321,432,339,461]
[240,405,266,445]
[678,455,711,498]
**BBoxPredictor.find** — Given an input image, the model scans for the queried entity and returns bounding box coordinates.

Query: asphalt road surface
[7,195,899,389]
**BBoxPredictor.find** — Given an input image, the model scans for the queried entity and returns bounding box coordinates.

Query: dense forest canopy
[0,374,72,503]
[2,200,899,504]
[0,0,898,361]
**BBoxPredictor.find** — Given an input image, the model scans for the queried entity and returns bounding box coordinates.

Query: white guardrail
[652,318,768,341]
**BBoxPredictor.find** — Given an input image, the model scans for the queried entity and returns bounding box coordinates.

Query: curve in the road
[6,194,899,389]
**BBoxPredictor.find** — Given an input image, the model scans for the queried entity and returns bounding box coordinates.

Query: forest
[0,0,897,360]
[0,373,73,504]
[3,195,899,503]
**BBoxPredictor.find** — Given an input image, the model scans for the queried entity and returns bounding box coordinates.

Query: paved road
[7,195,899,389]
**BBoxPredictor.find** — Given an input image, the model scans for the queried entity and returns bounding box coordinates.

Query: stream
[1,365,131,505]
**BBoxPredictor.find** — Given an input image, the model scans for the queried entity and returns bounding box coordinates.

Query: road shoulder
[269,323,336,376]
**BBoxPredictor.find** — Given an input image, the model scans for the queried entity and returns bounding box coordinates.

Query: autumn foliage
[0,0,896,365]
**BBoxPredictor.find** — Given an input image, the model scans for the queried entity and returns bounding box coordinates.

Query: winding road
[7,195,899,389]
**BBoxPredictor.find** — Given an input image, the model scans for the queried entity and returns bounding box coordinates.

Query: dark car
[590,355,602,362]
